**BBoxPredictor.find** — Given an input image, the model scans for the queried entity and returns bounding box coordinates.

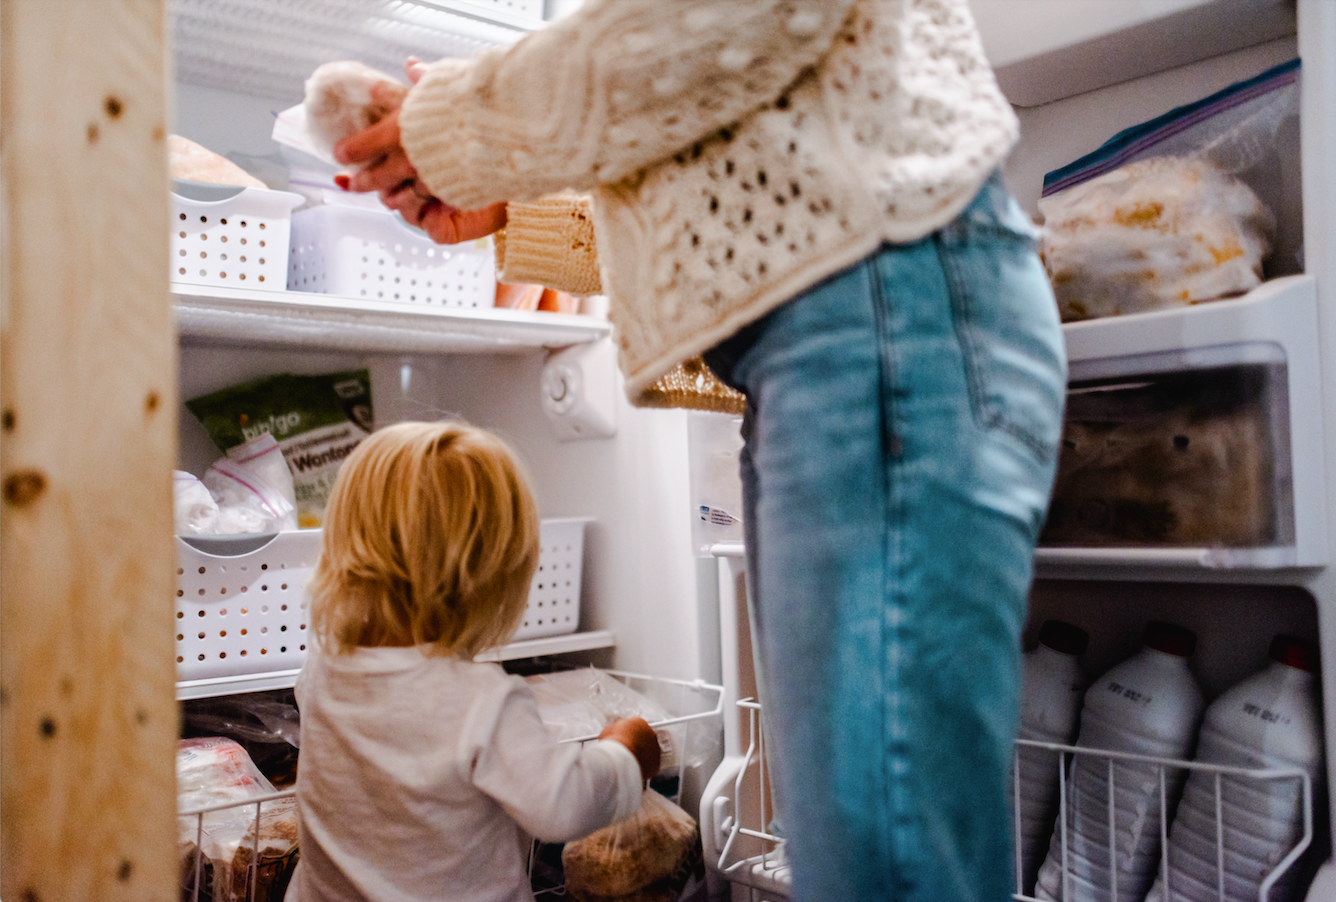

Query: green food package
[186,370,373,529]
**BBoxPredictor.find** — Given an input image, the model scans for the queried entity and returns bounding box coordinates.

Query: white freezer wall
[177,342,707,682]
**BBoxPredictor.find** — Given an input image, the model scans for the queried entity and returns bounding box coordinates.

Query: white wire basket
[287,204,497,309]
[706,700,1316,902]
[171,185,305,289]
[177,671,724,902]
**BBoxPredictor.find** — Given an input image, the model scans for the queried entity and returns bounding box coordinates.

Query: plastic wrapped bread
[302,61,409,161]
[561,790,702,902]
[1039,156,1273,322]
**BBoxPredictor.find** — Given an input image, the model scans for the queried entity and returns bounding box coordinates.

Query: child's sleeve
[461,678,644,842]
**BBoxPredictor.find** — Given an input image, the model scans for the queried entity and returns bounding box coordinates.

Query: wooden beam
[1,3,177,901]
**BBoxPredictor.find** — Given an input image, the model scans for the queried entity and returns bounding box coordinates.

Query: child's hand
[599,717,661,782]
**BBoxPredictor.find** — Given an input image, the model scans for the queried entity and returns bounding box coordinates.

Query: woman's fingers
[419,200,509,245]
[333,107,402,168]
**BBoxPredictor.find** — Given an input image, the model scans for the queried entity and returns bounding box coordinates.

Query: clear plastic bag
[1039,59,1301,322]
[561,789,703,902]
[176,738,299,902]
[527,669,706,771]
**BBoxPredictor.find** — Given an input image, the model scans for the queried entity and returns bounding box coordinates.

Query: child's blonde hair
[308,421,539,658]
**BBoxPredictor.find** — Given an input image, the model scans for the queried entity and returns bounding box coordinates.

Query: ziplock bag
[1039,59,1301,322]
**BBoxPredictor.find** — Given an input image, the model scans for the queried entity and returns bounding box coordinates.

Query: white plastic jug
[1145,635,1323,902]
[1015,619,1090,895]
[1035,621,1204,902]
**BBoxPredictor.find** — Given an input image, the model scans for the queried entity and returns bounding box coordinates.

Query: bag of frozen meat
[186,370,373,528]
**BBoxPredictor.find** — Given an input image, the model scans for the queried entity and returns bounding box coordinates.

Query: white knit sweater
[400,0,1018,397]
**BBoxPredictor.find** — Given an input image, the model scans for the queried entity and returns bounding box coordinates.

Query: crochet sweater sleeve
[398,0,856,209]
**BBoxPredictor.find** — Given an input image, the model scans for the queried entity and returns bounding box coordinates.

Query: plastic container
[175,518,589,680]
[1014,620,1090,895]
[171,182,305,289]
[1147,635,1322,902]
[511,517,590,642]
[1035,621,1205,902]
[286,203,497,308]
[686,411,745,555]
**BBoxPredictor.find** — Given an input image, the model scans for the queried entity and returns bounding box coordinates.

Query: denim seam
[936,233,1053,463]
[869,249,913,898]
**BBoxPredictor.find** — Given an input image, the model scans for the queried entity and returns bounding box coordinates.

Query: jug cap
[1143,620,1196,657]
[1268,634,1319,672]
[1039,619,1089,656]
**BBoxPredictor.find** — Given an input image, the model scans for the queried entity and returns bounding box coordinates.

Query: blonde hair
[308,421,539,658]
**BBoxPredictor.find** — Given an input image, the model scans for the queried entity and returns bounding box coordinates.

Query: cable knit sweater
[399,0,1018,398]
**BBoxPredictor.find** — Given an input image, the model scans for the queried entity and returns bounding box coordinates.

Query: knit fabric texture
[400,0,1019,397]
[496,194,603,296]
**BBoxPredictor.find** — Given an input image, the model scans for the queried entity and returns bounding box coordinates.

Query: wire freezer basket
[703,701,1315,902]
[177,672,724,902]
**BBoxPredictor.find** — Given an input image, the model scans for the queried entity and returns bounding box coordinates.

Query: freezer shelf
[177,671,724,902]
[702,700,1315,902]
[175,630,619,700]
[173,284,610,354]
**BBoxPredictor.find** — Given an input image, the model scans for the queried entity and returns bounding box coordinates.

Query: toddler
[285,421,659,902]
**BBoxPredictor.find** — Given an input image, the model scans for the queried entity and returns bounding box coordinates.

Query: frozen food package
[169,134,267,189]
[561,789,702,902]
[186,370,373,528]
[177,737,299,902]
[202,457,297,535]
[526,669,686,770]
[1039,59,1300,322]
[174,470,221,535]
[1039,358,1287,549]
[272,60,418,166]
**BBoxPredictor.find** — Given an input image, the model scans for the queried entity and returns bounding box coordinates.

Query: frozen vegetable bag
[187,371,373,528]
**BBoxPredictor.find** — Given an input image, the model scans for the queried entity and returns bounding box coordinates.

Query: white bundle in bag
[174,470,221,535]
[273,61,409,165]
[1039,156,1273,321]
[202,458,296,535]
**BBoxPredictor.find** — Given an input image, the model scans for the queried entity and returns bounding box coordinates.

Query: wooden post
[1,2,177,901]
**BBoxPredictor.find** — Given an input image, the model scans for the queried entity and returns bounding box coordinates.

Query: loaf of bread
[169,134,267,189]
[303,61,408,160]
[562,790,701,902]
[1039,155,1273,322]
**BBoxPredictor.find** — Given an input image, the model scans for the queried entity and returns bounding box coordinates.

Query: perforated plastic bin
[175,518,588,679]
[171,182,305,289]
[287,203,497,308]
[175,530,320,682]
[512,517,590,642]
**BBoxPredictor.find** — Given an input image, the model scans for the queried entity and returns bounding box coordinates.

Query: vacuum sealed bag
[186,370,373,528]
[1039,59,1301,322]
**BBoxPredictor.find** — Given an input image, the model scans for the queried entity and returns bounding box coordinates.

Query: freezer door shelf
[172,284,610,354]
[700,700,1316,902]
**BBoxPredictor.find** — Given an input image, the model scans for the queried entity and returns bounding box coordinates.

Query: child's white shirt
[285,643,644,902]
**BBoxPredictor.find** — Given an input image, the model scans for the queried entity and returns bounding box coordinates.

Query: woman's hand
[332,60,507,245]
[599,717,661,782]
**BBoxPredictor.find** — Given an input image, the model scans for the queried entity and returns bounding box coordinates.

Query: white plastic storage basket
[512,517,590,642]
[171,184,304,289]
[175,530,321,682]
[174,518,589,680]
[287,204,497,308]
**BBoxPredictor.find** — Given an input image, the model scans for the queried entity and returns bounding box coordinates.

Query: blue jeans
[703,173,1067,902]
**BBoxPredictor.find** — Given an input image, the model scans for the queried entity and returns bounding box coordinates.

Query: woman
[334,2,1067,899]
